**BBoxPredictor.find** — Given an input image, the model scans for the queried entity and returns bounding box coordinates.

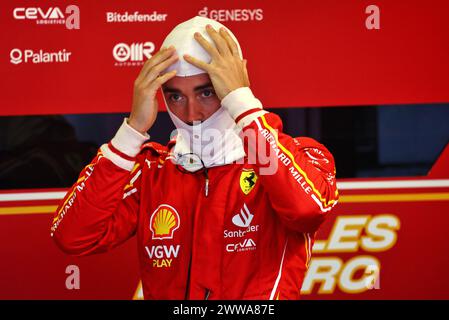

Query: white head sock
[161,16,245,172]
[162,16,243,76]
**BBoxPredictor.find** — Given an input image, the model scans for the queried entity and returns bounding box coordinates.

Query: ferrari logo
[240,169,258,195]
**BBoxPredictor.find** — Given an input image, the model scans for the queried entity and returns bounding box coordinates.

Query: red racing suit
[50,87,339,300]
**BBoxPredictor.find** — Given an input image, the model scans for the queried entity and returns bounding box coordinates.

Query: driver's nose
[184,98,205,125]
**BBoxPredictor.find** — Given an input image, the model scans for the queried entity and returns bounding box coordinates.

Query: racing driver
[50,16,339,300]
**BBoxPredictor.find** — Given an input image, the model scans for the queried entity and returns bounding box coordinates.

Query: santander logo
[232,203,254,228]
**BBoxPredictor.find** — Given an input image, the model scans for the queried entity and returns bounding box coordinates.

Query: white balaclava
[161,16,246,172]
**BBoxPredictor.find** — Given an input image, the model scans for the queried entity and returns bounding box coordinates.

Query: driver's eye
[170,94,182,102]
[201,89,214,97]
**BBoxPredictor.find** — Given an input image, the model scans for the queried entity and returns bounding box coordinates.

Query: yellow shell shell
[152,208,177,236]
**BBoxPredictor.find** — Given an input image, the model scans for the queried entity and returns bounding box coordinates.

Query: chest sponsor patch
[240,168,258,195]
[226,238,257,253]
[145,244,180,268]
[149,204,180,240]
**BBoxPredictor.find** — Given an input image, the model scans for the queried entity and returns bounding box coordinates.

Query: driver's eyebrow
[163,82,213,94]
[163,86,181,94]
[194,82,213,92]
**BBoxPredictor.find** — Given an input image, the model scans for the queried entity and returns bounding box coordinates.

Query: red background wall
[0,0,448,299]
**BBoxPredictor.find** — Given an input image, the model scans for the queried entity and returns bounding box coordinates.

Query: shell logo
[149,204,180,240]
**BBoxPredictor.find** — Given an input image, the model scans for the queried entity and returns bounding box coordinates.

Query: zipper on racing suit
[203,167,209,197]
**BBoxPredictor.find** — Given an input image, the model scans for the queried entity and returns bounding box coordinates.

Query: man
[51,16,339,300]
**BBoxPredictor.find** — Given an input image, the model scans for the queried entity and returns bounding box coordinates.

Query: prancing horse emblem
[240,168,258,195]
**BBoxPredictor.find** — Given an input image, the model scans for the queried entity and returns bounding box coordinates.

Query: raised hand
[183,25,250,101]
[129,46,179,134]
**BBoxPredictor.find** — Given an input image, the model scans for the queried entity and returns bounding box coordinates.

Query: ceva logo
[13,5,80,29]
[226,238,257,253]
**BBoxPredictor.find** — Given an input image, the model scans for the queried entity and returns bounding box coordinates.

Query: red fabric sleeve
[242,111,339,233]
[50,149,143,256]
